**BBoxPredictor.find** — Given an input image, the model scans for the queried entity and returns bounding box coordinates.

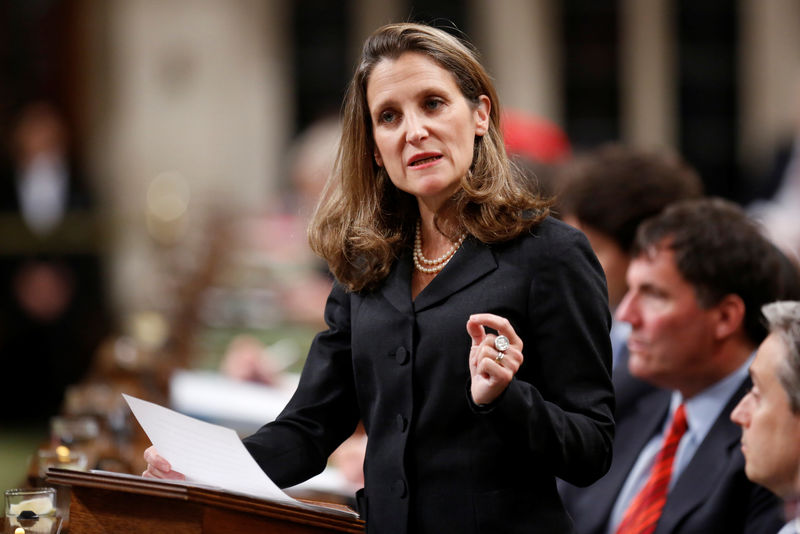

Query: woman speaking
[144,22,614,534]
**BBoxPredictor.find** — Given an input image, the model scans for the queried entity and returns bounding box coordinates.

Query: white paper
[166,371,358,499]
[123,393,298,506]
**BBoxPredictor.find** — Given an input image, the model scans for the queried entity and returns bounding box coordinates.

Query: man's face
[615,246,719,396]
[731,333,800,498]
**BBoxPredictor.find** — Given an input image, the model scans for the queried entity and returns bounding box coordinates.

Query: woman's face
[366,52,490,213]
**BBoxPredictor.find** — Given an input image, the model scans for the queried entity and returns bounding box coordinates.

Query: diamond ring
[494,335,510,352]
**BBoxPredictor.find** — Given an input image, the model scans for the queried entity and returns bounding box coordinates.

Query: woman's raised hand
[466,313,524,406]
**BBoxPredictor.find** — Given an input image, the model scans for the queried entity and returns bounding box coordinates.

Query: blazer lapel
[412,237,497,312]
[379,248,414,315]
[655,378,750,533]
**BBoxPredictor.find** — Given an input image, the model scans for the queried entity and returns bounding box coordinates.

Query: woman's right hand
[142,445,186,480]
[466,313,524,406]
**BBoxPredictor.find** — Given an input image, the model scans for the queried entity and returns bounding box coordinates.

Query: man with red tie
[560,198,800,534]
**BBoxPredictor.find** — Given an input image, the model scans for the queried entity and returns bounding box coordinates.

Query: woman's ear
[474,95,491,136]
[374,151,383,167]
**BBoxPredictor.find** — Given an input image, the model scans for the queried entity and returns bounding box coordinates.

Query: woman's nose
[404,112,428,144]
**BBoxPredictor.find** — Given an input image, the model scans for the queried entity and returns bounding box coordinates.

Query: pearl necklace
[413,220,467,274]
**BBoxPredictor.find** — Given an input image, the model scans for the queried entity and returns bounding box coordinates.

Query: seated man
[556,143,703,416]
[560,198,799,534]
[732,301,800,534]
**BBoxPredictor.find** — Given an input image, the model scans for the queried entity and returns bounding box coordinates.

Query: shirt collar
[670,351,754,442]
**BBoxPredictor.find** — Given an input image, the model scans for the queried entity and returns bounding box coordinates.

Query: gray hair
[763,301,800,413]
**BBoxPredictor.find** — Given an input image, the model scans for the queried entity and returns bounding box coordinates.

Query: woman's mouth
[409,155,442,167]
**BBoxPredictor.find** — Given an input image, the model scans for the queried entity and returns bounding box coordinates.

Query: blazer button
[395,414,407,432]
[394,347,409,365]
[390,479,407,498]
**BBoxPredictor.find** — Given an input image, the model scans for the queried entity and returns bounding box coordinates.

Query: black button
[395,414,407,432]
[391,479,407,498]
[394,347,409,365]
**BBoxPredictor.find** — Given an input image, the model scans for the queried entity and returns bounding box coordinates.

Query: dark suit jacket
[560,380,785,534]
[243,217,615,534]
[0,158,110,421]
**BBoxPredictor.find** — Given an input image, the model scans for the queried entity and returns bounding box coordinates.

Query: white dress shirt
[778,519,799,534]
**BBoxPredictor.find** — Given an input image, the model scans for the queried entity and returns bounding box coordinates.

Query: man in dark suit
[555,143,703,417]
[560,198,800,534]
[0,101,110,422]
[732,301,800,534]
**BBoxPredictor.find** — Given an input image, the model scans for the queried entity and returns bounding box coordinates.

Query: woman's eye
[425,98,442,111]
[378,110,396,124]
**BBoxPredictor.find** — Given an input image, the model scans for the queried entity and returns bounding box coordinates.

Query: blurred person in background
[219,116,340,385]
[560,198,797,534]
[748,73,800,265]
[0,101,110,423]
[145,22,614,533]
[731,301,800,534]
[555,143,703,416]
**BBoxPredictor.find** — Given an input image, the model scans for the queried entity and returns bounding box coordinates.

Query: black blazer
[560,381,784,534]
[244,217,615,534]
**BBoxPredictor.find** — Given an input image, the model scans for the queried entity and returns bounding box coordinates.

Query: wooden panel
[204,507,342,534]
[47,469,364,533]
[68,487,202,534]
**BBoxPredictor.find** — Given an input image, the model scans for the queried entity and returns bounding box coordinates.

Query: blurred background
[1,0,799,502]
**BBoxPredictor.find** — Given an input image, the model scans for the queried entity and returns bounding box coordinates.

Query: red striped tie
[616,404,688,534]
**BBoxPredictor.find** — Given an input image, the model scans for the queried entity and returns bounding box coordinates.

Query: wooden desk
[46,469,364,534]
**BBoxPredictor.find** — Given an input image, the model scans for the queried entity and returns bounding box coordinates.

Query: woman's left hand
[466,313,524,406]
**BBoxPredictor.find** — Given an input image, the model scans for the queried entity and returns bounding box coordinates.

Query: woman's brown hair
[308,22,550,292]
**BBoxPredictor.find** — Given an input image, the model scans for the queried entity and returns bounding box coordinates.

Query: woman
[144,22,614,533]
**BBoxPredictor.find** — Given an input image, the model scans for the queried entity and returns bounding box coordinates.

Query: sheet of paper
[123,393,297,505]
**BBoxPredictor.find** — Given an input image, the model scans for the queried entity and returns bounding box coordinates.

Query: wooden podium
[46,469,364,534]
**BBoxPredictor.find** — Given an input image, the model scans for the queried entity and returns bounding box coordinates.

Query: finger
[143,446,172,473]
[466,317,487,346]
[469,344,481,370]
[469,313,522,347]
[165,470,186,481]
[495,350,521,374]
[142,465,166,479]
[143,463,185,480]
[142,463,167,478]
[478,354,514,382]
[478,343,521,374]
